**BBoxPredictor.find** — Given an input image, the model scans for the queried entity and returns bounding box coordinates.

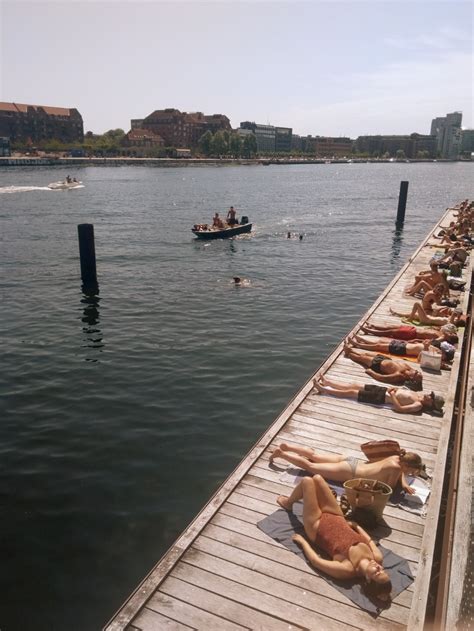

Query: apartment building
[354,134,436,158]
[0,102,83,145]
[430,112,462,159]
[140,109,231,148]
[305,136,353,157]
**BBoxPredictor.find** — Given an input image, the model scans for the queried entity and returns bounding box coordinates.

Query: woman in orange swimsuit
[278,475,392,601]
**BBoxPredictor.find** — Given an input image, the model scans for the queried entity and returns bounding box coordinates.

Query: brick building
[139,108,231,148]
[0,102,83,145]
[305,136,353,157]
[122,128,165,148]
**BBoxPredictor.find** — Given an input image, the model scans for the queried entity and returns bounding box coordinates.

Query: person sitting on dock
[271,443,422,495]
[313,374,445,415]
[226,206,238,226]
[348,334,454,369]
[276,475,392,601]
[343,338,423,389]
[405,261,449,297]
[360,321,448,341]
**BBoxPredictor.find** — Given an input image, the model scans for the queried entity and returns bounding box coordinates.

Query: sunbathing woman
[343,339,423,389]
[277,475,392,601]
[349,334,455,368]
[314,374,445,415]
[361,321,458,342]
[271,443,422,494]
[389,303,462,327]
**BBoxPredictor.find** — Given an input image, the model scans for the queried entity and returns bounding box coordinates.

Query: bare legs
[271,443,351,480]
[277,475,343,541]
[313,374,360,399]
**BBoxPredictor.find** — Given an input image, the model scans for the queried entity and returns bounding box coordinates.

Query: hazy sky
[1,0,472,136]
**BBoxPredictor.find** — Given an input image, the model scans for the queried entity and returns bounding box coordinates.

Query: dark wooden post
[396,181,409,224]
[78,223,97,287]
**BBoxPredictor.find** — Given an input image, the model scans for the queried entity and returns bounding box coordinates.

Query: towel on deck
[258,504,414,617]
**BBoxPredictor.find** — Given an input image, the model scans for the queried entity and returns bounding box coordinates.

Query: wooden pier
[105,205,473,631]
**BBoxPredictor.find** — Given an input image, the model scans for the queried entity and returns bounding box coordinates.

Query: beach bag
[343,478,392,520]
[419,350,442,371]
[360,440,401,462]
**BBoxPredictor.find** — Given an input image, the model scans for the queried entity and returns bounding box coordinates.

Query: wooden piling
[78,223,98,287]
[396,181,409,224]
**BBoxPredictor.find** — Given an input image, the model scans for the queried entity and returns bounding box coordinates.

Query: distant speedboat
[48,179,82,190]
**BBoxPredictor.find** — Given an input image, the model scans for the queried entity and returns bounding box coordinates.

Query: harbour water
[1,162,472,630]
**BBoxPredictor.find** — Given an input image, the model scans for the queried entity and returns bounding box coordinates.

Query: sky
[1,0,472,137]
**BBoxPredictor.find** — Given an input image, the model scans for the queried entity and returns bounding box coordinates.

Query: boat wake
[0,185,55,194]
[0,184,84,194]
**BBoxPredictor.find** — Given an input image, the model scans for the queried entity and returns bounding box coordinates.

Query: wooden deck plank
[169,561,358,631]
[105,205,471,631]
[130,606,194,630]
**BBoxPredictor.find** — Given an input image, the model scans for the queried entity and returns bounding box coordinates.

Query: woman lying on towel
[277,475,392,601]
[361,322,458,342]
[389,304,463,327]
[348,334,455,368]
[271,443,423,494]
[343,339,423,389]
[313,374,445,415]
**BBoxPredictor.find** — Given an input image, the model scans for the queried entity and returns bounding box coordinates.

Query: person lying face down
[271,442,422,494]
[277,474,392,602]
[343,338,423,389]
[313,374,445,415]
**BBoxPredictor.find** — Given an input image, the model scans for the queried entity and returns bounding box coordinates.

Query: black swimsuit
[370,354,386,374]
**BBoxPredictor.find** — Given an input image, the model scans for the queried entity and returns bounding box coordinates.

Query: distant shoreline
[0,156,471,168]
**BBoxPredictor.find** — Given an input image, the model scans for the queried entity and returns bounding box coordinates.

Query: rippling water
[1,162,472,629]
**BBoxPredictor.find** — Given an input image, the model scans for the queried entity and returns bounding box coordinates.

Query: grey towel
[257,504,413,616]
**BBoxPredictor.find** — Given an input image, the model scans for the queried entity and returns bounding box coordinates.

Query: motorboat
[192,218,252,240]
[48,179,83,190]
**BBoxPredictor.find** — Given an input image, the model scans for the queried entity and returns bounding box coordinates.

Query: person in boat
[360,321,458,342]
[73,177,78,183]
[313,374,445,415]
[276,475,392,601]
[342,339,423,389]
[212,212,225,229]
[226,206,238,226]
[348,334,455,369]
[271,443,422,494]
[66,175,72,183]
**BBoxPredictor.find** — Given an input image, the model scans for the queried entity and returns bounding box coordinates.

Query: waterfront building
[140,108,231,148]
[0,136,11,156]
[130,119,144,130]
[461,129,474,156]
[305,136,353,157]
[275,127,292,152]
[354,134,436,158]
[122,128,165,148]
[430,112,462,159]
[291,133,303,152]
[0,101,83,145]
[240,121,276,153]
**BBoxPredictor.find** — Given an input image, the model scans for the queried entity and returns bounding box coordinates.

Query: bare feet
[277,495,292,510]
[313,378,323,394]
[270,447,282,463]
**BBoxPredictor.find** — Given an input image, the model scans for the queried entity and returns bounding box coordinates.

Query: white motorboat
[48,179,83,190]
